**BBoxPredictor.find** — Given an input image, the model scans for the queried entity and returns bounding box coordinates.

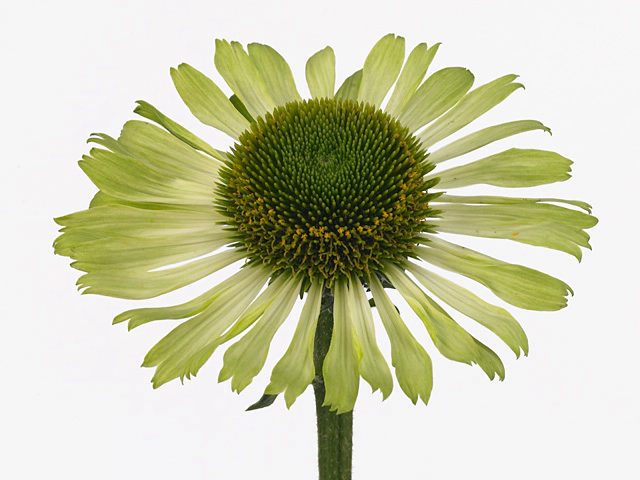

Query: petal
[133,100,226,161]
[214,40,276,119]
[404,260,528,357]
[58,232,231,272]
[265,280,324,407]
[436,194,594,213]
[384,263,479,365]
[430,148,572,188]
[143,265,271,388]
[93,120,221,181]
[335,69,362,101]
[323,277,361,414]
[398,67,474,132]
[428,120,551,164]
[418,75,523,149]
[76,248,244,299]
[385,42,439,118]
[384,263,504,380]
[369,273,432,405]
[432,201,597,260]
[357,33,405,108]
[349,273,393,399]
[305,46,336,99]
[54,204,223,238]
[248,43,301,106]
[170,64,250,139]
[79,148,216,206]
[219,275,303,393]
[416,235,573,311]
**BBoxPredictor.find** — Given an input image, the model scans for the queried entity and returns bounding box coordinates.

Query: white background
[2,1,639,479]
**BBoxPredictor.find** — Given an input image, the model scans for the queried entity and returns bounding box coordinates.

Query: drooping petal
[323,277,361,414]
[384,263,504,380]
[247,43,302,106]
[349,273,393,399]
[114,262,264,330]
[357,33,405,108]
[398,67,474,132]
[219,275,303,393]
[418,75,523,149]
[404,260,528,357]
[432,202,597,260]
[214,40,276,118]
[76,248,244,299]
[369,273,432,405]
[416,235,573,311]
[143,265,271,388]
[385,42,439,118]
[265,280,324,407]
[428,120,551,164]
[133,100,226,160]
[305,46,336,99]
[384,264,476,363]
[335,69,362,101]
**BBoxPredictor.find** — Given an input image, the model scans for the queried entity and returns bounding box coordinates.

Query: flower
[54,34,597,414]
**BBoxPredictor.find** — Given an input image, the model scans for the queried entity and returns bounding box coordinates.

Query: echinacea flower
[54,34,597,414]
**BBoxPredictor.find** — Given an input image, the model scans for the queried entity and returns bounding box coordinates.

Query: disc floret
[217,98,439,283]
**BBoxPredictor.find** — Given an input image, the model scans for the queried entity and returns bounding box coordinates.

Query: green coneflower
[54,34,597,418]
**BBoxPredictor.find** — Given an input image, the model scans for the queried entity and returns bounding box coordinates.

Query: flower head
[54,34,597,413]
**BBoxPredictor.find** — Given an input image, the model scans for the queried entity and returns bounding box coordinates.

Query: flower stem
[312,287,353,480]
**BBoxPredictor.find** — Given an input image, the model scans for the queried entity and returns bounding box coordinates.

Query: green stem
[312,287,353,480]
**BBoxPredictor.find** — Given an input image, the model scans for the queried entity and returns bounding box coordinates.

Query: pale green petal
[416,235,573,311]
[385,43,439,118]
[335,69,362,101]
[92,120,221,183]
[418,75,523,149]
[305,46,335,99]
[54,204,223,238]
[357,34,405,108]
[114,263,262,330]
[398,67,474,132]
[133,100,227,161]
[214,40,276,119]
[369,273,432,405]
[265,280,324,407]
[436,194,594,214]
[433,202,597,260]
[170,64,250,139]
[77,248,244,299]
[385,263,504,380]
[87,191,223,213]
[473,339,505,381]
[79,148,216,206]
[143,265,271,388]
[384,263,478,365]
[349,273,393,399]
[430,148,572,188]
[219,275,302,393]
[323,278,361,414]
[428,120,551,164]
[61,232,231,272]
[404,261,528,357]
[248,43,301,106]
[214,274,292,346]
